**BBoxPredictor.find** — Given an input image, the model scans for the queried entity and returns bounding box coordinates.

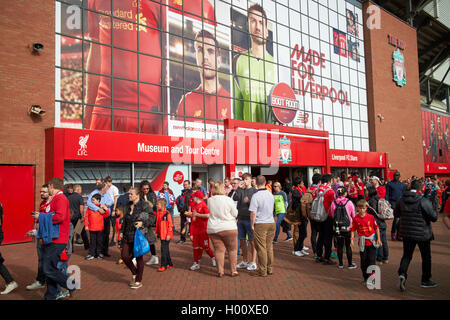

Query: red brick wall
[364,2,424,178]
[0,0,55,208]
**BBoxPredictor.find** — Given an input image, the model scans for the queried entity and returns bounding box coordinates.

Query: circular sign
[173,171,184,185]
[268,83,299,124]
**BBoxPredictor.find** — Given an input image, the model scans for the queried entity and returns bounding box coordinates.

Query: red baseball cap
[192,190,205,199]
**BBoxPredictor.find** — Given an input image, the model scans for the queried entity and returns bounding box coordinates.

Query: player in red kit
[85,0,165,134]
[176,30,231,124]
[168,0,216,24]
[184,191,215,271]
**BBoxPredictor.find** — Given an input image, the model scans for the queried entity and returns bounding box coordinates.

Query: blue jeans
[274,213,291,241]
[42,243,70,300]
[376,228,389,261]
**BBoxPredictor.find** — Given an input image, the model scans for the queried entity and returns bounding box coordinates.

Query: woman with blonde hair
[207,182,239,277]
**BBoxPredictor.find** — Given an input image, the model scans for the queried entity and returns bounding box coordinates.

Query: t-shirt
[88,0,164,118]
[249,189,275,224]
[177,85,231,124]
[68,192,84,222]
[351,213,378,246]
[357,182,365,196]
[348,186,358,198]
[191,201,210,234]
[107,185,119,206]
[233,51,275,123]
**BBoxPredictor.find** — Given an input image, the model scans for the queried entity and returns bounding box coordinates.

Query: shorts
[237,220,254,241]
[192,231,210,249]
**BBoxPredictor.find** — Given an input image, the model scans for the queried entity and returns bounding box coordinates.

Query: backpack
[376,198,394,220]
[175,194,185,213]
[300,191,314,219]
[333,200,351,232]
[310,188,332,222]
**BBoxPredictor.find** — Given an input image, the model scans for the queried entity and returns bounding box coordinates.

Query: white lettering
[137,143,169,153]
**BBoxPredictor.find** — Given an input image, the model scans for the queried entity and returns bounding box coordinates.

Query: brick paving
[1,215,449,300]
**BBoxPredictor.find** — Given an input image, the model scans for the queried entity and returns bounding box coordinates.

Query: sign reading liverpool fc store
[56,0,369,151]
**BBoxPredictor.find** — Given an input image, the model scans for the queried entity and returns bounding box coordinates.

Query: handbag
[133,228,150,258]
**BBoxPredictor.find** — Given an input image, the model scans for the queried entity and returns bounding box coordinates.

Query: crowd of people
[0,171,449,298]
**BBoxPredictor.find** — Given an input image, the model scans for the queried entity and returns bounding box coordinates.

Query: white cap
[370,176,381,183]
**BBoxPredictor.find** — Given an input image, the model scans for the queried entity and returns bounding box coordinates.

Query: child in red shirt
[115,206,124,264]
[351,199,382,284]
[155,198,174,272]
[184,191,215,271]
[84,194,110,260]
[348,181,358,205]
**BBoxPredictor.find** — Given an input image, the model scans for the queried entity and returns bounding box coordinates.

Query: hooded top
[394,191,437,242]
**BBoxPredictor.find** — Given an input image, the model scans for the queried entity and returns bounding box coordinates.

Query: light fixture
[28,105,46,116]
[31,42,44,54]
[377,114,385,121]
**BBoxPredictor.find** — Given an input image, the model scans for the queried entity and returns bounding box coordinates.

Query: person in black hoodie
[395,179,438,291]
[367,186,389,265]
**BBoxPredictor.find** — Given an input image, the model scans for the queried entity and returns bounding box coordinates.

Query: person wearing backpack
[367,186,389,265]
[313,174,336,265]
[330,187,357,269]
[307,173,322,258]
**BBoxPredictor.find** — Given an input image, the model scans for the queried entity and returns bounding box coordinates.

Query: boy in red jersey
[351,199,382,284]
[176,30,231,124]
[184,191,215,270]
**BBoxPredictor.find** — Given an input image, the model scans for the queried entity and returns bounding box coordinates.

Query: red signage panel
[424,163,450,174]
[330,149,386,168]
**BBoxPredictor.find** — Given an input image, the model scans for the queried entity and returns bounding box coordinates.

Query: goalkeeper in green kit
[233,3,274,124]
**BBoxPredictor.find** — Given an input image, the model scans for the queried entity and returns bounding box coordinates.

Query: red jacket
[85,205,109,231]
[48,191,71,244]
[320,184,336,217]
[155,209,173,240]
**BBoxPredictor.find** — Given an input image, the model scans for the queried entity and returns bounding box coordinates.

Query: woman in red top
[348,181,358,205]
[185,191,215,271]
[155,198,173,272]
[357,178,365,201]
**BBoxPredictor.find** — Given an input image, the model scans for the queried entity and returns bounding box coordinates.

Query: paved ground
[1,215,449,300]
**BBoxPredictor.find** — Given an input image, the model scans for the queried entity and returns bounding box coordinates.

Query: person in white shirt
[207,182,239,277]
[104,176,119,251]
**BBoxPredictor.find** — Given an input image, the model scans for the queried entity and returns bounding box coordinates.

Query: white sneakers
[190,262,200,271]
[146,255,159,266]
[1,281,18,295]
[303,246,309,251]
[293,250,309,256]
[236,261,248,269]
[26,281,45,291]
[211,257,216,267]
[246,262,257,271]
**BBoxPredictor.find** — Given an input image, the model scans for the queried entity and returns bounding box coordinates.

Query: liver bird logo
[77,134,89,156]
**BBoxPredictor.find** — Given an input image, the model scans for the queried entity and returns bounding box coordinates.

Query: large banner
[56,0,368,150]
[422,109,450,165]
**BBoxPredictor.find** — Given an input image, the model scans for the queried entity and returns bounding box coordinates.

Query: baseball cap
[192,190,205,199]
[370,176,381,183]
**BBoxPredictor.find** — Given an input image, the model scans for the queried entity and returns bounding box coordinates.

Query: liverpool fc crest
[392,49,406,87]
[279,136,292,164]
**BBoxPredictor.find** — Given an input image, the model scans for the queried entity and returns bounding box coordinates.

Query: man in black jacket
[177,180,193,244]
[395,179,438,291]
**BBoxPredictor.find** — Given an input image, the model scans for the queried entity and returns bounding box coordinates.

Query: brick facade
[0,0,55,208]
[363,1,424,178]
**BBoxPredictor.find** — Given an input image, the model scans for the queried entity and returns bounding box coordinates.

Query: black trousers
[80,227,90,250]
[398,239,432,282]
[89,230,104,257]
[360,245,377,281]
[160,240,173,267]
[316,216,333,260]
[309,220,320,255]
[102,216,111,255]
[336,231,352,265]
[0,252,14,284]
[294,217,308,251]
[180,212,187,241]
